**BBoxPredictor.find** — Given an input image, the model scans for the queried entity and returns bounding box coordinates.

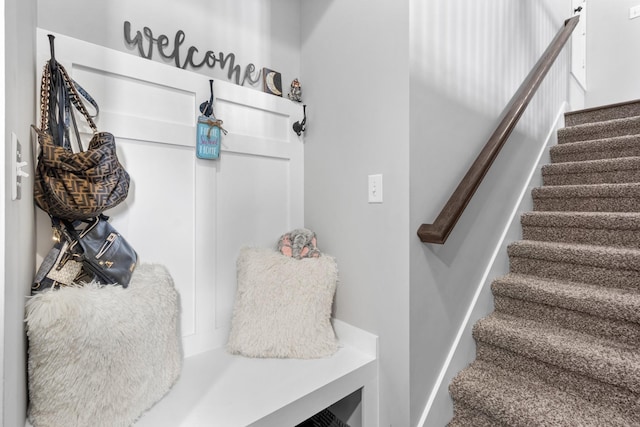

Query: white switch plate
[630,5,640,19]
[11,132,29,201]
[368,174,383,203]
[11,133,21,201]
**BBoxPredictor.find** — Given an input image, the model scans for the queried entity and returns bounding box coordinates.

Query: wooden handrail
[418,15,580,244]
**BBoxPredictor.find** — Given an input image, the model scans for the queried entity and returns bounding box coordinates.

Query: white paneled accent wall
[35,29,304,358]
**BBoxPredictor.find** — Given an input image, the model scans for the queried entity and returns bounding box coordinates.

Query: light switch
[630,5,640,19]
[368,174,383,203]
[11,132,29,201]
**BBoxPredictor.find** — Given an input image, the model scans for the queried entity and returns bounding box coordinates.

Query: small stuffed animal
[277,228,320,259]
[288,78,302,102]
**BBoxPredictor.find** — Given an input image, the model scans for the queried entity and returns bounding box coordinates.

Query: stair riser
[509,257,640,290]
[542,170,640,186]
[565,101,640,127]
[448,402,502,427]
[494,296,640,346]
[521,225,640,248]
[475,342,640,419]
[558,120,640,144]
[533,196,640,212]
[550,145,640,163]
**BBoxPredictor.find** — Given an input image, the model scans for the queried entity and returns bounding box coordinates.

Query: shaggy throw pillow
[227,247,339,359]
[25,263,182,427]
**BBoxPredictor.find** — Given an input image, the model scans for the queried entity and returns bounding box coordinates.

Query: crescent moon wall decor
[263,67,283,97]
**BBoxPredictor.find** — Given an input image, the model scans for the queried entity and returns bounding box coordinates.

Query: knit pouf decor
[25,263,182,427]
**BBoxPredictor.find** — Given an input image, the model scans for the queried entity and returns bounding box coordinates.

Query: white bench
[135,320,377,427]
[25,321,377,427]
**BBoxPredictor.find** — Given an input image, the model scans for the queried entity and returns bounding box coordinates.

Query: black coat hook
[199,79,215,117]
[293,104,307,136]
[48,34,57,72]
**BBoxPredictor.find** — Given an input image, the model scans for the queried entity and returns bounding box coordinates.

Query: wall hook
[199,79,215,117]
[48,34,57,72]
[293,104,307,136]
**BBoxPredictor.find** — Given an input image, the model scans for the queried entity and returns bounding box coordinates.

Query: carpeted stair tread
[492,273,640,325]
[521,211,640,247]
[508,239,640,273]
[492,274,640,344]
[558,115,640,144]
[541,156,640,185]
[472,313,640,393]
[550,134,640,163]
[494,292,640,345]
[521,211,640,230]
[449,360,637,426]
[565,99,640,127]
[532,182,640,199]
[508,239,640,289]
[532,182,640,212]
[475,342,640,420]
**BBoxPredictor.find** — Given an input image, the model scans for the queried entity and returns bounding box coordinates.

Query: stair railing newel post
[418,15,580,244]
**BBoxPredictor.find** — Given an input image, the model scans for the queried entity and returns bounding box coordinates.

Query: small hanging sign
[196,79,227,160]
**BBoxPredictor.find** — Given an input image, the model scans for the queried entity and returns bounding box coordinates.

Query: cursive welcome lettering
[124,21,261,86]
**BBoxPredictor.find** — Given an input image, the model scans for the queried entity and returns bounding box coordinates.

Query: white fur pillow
[25,263,182,427]
[227,247,338,359]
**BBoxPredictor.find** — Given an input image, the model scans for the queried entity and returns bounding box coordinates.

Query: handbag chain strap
[39,64,51,132]
[37,61,99,144]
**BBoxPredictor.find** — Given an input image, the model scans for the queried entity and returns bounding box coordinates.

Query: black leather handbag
[32,216,138,293]
[62,215,138,287]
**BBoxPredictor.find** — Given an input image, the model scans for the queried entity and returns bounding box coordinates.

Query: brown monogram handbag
[33,37,130,220]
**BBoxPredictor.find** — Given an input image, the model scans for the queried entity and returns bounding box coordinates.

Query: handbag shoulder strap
[59,214,110,255]
[58,64,98,134]
[71,78,99,119]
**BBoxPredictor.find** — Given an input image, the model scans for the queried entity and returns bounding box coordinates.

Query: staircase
[448,100,640,426]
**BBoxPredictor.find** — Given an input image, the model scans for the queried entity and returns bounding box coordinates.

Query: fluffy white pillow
[25,263,182,427]
[227,247,339,359]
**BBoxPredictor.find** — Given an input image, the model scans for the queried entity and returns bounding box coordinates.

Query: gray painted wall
[37,0,302,96]
[4,0,37,425]
[409,1,572,424]
[303,1,573,426]
[300,2,412,426]
[585,0,640,107]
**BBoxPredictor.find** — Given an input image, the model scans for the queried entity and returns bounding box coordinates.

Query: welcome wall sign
[123,21,262,87]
